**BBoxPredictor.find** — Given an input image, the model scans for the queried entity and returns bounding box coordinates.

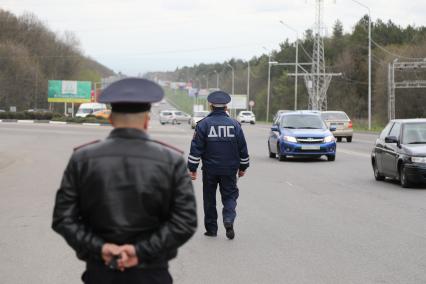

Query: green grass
[352,119,384,132]
[165,88,208,114]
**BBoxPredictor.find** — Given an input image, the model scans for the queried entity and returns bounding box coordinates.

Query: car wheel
[337,137,342,142]
[250,121,255,125]
[278,152,287,161]
[399,165,411,188]
[373,161,385,181]
[161,122,165,125]
[347,136,352,143]
[327,155,336,161]
[277,144,287,161]
[268,143,276,158]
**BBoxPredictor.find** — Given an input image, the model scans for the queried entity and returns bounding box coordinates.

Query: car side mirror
[330,126,337,132]
[271,125,279,132]
[385,136,399,144]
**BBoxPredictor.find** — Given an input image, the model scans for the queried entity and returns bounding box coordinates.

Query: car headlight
[324,135,335,143]
[411,157,426,164]
[283,136,297,143]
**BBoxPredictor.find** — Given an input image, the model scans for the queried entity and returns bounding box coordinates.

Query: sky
[2,0,426,75]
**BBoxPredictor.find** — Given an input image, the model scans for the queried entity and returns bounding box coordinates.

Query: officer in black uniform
[187,91,249,239]
[52,78,197,284]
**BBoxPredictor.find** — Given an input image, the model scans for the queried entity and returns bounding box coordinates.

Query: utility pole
[214,70,219,89]
[247,61,250,110]
[263,47,272,122]
[349,0,372,129]
[280,21,299,110]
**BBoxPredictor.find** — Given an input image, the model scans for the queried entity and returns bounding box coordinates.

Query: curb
[0,119,110,126]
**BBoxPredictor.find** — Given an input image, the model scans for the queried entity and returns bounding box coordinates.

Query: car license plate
[301,145,320,150]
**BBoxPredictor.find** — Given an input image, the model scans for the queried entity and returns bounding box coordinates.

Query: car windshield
[280,115,326,129]
[241,112,253,116]
[402,123,426,144]
[321,112,348,120]
[162,112,172,116]
[194,111,209,117]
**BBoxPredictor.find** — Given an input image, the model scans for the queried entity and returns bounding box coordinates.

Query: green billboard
[48,80,92,103]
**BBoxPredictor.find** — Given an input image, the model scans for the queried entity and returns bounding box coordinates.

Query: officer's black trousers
[82,262,173,284]
[202,172,239,233]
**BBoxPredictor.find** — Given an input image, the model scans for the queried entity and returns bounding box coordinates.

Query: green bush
[0,111,108,124]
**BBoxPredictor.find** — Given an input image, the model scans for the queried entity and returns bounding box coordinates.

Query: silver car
[321,111,353,142]
[190,111,210,129]
[159,110,191,125]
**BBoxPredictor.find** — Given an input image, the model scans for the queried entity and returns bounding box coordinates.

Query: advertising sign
[48,80,92,103]
[228,95,247,109]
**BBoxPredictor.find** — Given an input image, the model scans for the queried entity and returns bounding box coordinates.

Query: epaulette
[196,116,207,124]
[152,140,184,155]
[73,140,101,151]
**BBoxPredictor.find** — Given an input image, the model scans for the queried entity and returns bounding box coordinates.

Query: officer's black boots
[224,223,235,240]
[204,231,217,237]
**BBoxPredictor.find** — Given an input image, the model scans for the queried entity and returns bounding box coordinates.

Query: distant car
[321,111,353,142]
[159,110,191,125]
[76,103,107,118]
[273,110,293,122]
[92,109,111,119]
[371,119,426,188]
[0,109,6,112]
[237,111,256,124]
[190,111,210,129]
[268,111,337,161]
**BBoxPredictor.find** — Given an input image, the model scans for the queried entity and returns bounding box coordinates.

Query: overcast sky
[2,0,426,75]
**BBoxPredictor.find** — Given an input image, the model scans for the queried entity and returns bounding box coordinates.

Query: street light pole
[247,61,250,110]
[226,63,235,116]
[280,20,299,110]
[214,70,219,89]
[351,0,372,129]
[263,47,272,122]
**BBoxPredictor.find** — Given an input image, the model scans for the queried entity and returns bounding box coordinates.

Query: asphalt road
[1,107,426,284]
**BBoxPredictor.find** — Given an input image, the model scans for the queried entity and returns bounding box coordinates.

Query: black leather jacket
[52,128,197,269]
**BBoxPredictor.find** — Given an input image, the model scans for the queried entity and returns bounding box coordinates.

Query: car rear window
[241,112,253,115]
[321,112,349,120]
[162,112,172,115]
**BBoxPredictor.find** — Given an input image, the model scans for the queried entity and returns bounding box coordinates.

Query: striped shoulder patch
[73,140,101,151]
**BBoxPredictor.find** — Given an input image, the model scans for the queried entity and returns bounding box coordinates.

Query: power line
[372,39,425,60]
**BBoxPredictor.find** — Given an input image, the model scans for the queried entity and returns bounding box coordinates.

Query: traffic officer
[52,78,197,284]
[187,91,249,240]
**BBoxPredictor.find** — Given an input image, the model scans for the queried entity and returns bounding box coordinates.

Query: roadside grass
[352,119,384,133]
[165,88,207,114]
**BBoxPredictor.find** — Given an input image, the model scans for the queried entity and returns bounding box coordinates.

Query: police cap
[207,91,231,107]
[99,78,164,113]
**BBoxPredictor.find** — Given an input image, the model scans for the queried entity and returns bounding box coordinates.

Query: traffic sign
[249,100,255,107]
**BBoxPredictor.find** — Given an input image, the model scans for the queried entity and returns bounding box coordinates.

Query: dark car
[268,112,337,161]
[371,119,426,188]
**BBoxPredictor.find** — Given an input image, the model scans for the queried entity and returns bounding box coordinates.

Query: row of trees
[0,9,114,111]
[146,16,426,124]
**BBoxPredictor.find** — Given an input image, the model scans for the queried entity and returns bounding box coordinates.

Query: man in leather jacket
[52,78,197,284]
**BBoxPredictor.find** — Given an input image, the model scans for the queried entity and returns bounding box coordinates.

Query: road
[1,107,426,284]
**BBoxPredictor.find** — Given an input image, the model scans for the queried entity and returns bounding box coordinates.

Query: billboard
[48,80,92,103]
[228,95,247,109]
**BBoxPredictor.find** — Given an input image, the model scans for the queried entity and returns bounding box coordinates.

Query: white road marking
[338,149,371,158]
[286,181,293,186]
